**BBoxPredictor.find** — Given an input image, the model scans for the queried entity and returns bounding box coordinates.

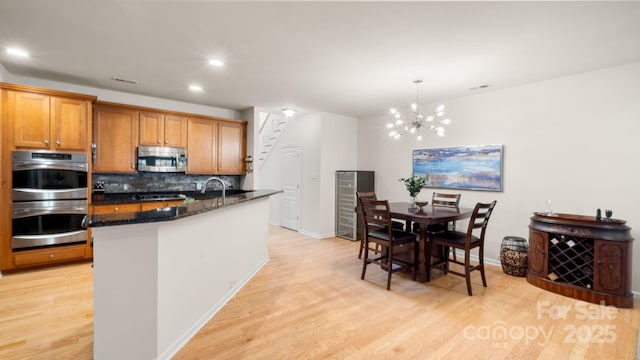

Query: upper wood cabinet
[139,111,187,147]
[218,121,246,174]
[92,103,139,173]
[187,117,218,173]
[7,89,92,152]
[187,118,246,175]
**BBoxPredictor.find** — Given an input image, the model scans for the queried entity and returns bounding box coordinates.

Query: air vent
[111,77,139,84]
[470,84,490,91]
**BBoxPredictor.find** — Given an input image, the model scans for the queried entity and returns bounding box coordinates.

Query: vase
[409,196,416,209]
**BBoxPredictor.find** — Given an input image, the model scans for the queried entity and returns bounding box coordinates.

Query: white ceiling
[1,1,640,119]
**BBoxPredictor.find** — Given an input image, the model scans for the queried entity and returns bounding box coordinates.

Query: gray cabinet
[335,171,374,240]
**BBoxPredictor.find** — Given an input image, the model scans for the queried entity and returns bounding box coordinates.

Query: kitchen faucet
[201,177,226,202]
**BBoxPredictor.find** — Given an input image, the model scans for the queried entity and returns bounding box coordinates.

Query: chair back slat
[360,199,392,233]
[466,201,497,238]
[356,191,376,215]
[432,192,461,208]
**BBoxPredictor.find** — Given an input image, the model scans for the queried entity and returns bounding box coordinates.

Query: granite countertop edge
[87,189,282,228]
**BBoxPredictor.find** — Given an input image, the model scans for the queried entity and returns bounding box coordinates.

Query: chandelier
[386,80,451,140]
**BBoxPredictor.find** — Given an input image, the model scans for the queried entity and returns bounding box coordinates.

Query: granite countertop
[87,189,281,228]
[91,189,251,205]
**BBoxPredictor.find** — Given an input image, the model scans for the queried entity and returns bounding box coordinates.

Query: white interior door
[281,145,300,231]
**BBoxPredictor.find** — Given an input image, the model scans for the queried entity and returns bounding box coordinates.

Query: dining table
[388,202,474,282]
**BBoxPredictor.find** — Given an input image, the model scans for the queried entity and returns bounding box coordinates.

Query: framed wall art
[412,144,503,191]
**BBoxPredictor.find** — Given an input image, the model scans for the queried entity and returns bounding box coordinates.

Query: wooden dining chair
[360,198,418,290]
[412,192,461,259]
[356,191,404,259]
[428,201,497,296]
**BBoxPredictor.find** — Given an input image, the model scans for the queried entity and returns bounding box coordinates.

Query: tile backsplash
[93,173,241,193]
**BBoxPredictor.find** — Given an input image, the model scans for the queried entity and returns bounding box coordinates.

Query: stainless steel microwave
[137,146,187,172]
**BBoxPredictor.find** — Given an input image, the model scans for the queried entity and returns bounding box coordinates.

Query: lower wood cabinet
[140,200,183,211]
[93,200,184,214]
[92,202,140,214]
[13,244,87,267]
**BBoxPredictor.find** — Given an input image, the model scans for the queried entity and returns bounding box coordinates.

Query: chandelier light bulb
[441,118,451,125]
[386,123,394,128]
[395,119,403,126]
[390,108,397,114]
[389,130,397,137]
[436,111,444,117]
[409,127,416,133]
[417,134,423,141]
[394,113,401,119]
[426,115,434,122]
[394,133,401,139]
[436,104,445,112]
[411,103,417,111]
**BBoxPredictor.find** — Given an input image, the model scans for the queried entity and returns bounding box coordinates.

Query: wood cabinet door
[593,241,627,295]
[93,104,139,173]
[139,111,164,146]
[164,115,187,147]
[52,96,89,151]
[11,91,51,149]
[218,121,246,174]
[528,229,548,277]
[187,118,217,174]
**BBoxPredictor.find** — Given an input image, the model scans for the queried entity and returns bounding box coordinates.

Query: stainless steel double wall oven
[11,150,89,250]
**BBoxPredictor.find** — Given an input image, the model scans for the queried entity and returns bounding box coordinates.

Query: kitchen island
[87,189,280,360]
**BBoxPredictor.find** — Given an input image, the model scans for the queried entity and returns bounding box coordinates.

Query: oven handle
[12,230,87,250]
[12,206,88,219]
[12,161,88,172]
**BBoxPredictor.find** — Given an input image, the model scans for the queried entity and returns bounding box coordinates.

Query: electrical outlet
[196,182,202,190]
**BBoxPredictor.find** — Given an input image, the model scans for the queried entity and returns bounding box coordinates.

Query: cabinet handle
[114,207,119,212]
[56,140,61,145]
[165,140,168,144]
[44,139,49,145]
[91,143,97,164]
[50,254,54,259]
[597,260,602,268]
[158,140,161,144]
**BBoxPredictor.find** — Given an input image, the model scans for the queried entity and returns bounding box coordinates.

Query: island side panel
[157,197,270,358]
[92,222,160,360]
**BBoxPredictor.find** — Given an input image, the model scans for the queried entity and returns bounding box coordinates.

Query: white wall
[6,74,239,119]
[0,63,9,81]
[358,61,640,292]
[319,113,358,237]
[261,112,358,238]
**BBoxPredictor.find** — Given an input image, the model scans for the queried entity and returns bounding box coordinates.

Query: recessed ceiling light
[209,59,224,67]
[282,108,296,118]
[189,84,203,92]
[6,47,29,58]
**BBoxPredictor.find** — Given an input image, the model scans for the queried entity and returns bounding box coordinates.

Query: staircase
[257,111,288,168]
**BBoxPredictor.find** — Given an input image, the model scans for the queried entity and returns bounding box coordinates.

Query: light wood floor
[0,226,638,359]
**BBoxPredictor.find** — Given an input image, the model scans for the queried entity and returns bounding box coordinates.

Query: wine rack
[547,234,593,289]
[335,171,374,240]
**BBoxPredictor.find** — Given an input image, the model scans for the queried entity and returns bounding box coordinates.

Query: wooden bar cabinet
[527,212,633,308]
